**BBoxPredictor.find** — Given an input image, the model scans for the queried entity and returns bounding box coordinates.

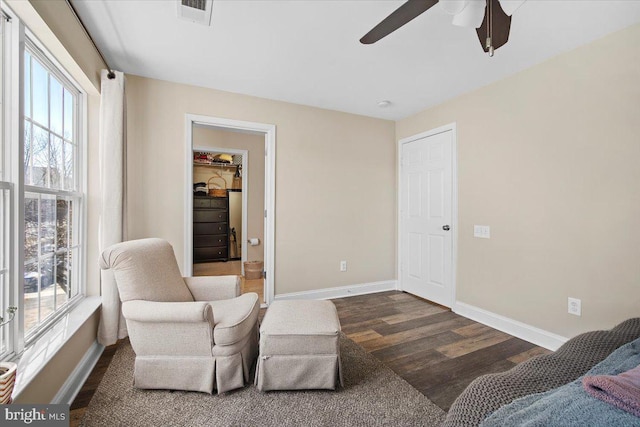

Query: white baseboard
[454,301,568,351]
[52,340,104,404]
[274,280,397,301]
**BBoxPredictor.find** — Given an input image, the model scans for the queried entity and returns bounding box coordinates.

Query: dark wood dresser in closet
[193,196,229,262]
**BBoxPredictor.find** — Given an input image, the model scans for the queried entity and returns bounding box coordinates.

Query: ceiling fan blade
[360,0,439,44]
[476,0,511,53]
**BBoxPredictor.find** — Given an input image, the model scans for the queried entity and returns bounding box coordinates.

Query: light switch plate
[474,225,491,239]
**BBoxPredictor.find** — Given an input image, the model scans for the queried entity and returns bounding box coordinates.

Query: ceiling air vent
[177,0,213,26]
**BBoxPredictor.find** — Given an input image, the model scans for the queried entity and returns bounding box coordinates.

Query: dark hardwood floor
[70,291,550,425]
[334,292,550,410]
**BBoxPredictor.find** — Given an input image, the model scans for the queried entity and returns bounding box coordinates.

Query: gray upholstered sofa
[443,318,640,426]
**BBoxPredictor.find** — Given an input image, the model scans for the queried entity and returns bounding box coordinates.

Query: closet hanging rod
[64,0,116,79]
[194,162,240,168]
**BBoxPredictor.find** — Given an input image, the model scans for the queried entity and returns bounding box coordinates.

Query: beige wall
[126,75,396,295]
[7,1,103,403]
[397,24,640,339]
[193,127,265,262]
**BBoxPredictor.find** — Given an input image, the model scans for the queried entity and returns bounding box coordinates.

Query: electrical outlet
[340,260,347,272]
[568,297,581,316]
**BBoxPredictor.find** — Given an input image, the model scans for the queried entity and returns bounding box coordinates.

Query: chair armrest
[122,300,215,357]
[122,300,214,325]
[184,275,240,301]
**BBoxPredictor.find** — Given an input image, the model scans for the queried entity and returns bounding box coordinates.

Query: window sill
[12,296,101,400]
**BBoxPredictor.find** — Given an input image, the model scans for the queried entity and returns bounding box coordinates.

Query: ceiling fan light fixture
[497,0,526,16]
[451,0,486,28]
[440,0,469,15]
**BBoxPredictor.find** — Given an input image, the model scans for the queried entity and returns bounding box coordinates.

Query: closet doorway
[185,115,276,306]
[193,149,247,262]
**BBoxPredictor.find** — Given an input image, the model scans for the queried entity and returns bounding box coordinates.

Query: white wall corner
[453,301,568,351]
[274,280,398,301]
[51,340,104,405]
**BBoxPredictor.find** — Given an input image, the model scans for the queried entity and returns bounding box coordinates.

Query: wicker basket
[0,362,17,404]
[207,174,228,197]
[244,261,264,280]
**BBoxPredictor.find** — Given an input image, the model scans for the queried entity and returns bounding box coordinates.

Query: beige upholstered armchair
[99,238,259,394]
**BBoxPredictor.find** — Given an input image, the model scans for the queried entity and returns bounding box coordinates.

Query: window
[0,182,9,355]
[0,15,11,357]
[22,44,83,339]
[0,9,86,360]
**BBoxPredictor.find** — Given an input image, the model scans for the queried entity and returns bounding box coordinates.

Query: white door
[400,128,454,307]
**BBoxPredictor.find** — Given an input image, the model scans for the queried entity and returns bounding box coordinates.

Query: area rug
[80,334,446,427]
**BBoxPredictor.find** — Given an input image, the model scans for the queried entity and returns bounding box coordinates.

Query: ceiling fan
[360,0,527,56]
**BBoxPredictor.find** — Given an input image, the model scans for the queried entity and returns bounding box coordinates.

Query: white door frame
[192,146,249,273]
[397,122,458,308]
[185,114,276,305]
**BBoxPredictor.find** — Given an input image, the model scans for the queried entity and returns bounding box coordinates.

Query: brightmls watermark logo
[2,405,68,426]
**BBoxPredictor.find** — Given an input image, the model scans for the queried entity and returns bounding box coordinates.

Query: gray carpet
[80,334,446,426]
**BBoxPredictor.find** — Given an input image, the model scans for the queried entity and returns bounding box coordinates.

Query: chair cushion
[259,300,341,355]
[100,238,194,303]
[210,293,259,346]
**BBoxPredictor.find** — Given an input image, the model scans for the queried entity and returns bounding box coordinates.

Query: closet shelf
[193,162,240,168]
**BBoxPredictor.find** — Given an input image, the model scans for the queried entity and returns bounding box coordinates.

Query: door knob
[443,225,450,231]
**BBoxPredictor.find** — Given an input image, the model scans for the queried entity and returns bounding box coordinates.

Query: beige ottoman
[255,300,343,391]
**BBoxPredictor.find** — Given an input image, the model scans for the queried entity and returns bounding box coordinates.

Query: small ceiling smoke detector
[377,100,392,108]
[177,0,213,26]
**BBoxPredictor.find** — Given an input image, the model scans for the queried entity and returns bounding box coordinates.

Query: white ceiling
[70,0,640,120]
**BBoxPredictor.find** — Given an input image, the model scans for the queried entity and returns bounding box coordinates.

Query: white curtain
[97,70,127,346]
